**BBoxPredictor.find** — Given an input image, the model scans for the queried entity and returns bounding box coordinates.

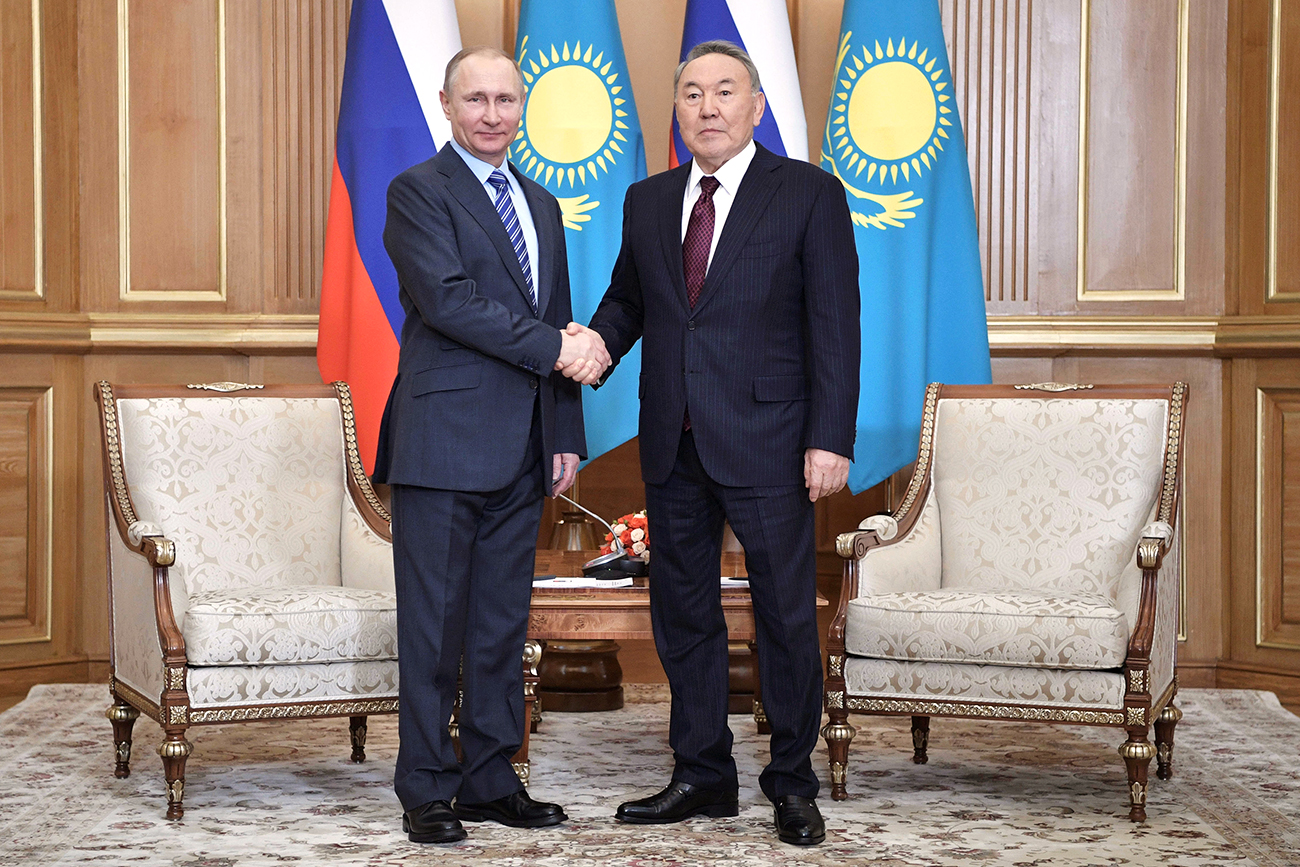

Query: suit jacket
[589,143,859,488]
[374,143,585,492]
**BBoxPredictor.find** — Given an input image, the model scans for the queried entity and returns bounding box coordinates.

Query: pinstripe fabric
[588,143,860,804]
[590,144,860,488]
[488,170,537,313]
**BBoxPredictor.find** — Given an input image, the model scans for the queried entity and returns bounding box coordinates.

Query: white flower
[611,523,627,536]
[632,541,646,555]
[629,528,645,542]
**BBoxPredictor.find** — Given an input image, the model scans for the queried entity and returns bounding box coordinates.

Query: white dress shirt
[680,139,758,273]
[449,139,540,296]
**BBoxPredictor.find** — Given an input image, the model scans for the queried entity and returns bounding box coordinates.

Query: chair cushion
[182,586,397,666]
[842,657,1126,710]
[845,589,1129,670]
[186,659,400,709]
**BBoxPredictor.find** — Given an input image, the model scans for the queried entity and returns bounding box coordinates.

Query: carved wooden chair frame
[822,382,1188,822]
[96,381,396,819]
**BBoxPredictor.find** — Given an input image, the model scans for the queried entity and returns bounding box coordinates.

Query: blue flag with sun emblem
[823,0,992,493]
[513,0,647,463]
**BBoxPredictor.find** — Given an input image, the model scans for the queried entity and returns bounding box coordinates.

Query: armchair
[96,381,398,819]
[823,382,1187,822]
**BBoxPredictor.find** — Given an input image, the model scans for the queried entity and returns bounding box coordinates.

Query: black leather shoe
[615,780,739,824]
[454,790,567,828]
[402,800,467,844]
[773,795,825,845]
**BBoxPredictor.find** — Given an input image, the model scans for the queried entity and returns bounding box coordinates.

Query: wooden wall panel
[1079,0,1183,301]
[1254,385,1300,648]
[0,0,40,301]
[121,0,222,300]
[1229,360,1300,675]
[260,0,348,312]
[0,388,49,644]
[944,0,1033,309]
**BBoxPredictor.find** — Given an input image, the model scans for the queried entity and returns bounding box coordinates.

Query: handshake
[555,322,610,385]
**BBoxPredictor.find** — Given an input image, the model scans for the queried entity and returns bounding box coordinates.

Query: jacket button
[529,378,539,390]
[687,320,696,330]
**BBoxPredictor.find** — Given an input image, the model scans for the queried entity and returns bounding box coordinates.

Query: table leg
[749,639,770,734]
[510,639,542,783]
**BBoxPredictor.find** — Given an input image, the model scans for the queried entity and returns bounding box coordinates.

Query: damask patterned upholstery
[844,588,1129,669]
[931,398,1167,601]
[842,656,1126,709]
[182,586,398,666]
[99,383,398,819]
[826,384,1187,822]
[116,397,350,598]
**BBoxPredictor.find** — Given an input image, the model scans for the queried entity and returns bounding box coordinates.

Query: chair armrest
[340,497,395,594]
[106,512,187,691]
[1125,522,1176,669]
[852,494,943,598]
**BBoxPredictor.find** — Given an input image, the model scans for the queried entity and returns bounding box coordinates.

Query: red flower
[601,510,649,556]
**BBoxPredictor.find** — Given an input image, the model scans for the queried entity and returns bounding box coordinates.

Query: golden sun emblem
[515,37,633,230]
[822,33,954,230]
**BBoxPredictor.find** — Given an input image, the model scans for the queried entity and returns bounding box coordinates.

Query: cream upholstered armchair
[95,381,398,819]
[823,383,1187,822]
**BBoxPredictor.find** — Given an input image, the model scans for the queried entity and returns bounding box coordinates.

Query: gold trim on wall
[1076,0,1189,302]
[0,387,54,645]
[987,316,1217,352]
[1266,0,1300,302]
[116,0,228,303]
[0,0,45,301]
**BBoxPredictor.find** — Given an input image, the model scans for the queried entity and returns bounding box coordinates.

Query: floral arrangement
[602,510,649,558]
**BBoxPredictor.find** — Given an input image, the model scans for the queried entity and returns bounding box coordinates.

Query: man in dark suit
[376,46,609,845]
[580,41,860,846]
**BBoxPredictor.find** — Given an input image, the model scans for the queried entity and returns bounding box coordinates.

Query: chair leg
[821,710,856,801]
[911,715,930,764]
[106,697,140,778]
[1154,701,1182,781]
[158,731,193,820]
[349,715,367,763]
[1119,728,1156,823]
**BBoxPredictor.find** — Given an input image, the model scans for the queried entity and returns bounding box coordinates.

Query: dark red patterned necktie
[682,176,720,309]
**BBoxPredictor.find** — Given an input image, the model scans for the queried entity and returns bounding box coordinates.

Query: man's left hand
[804,448,849,502]
[552,453,579,496]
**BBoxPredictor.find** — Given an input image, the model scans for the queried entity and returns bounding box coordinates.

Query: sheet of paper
[532,576,635,588]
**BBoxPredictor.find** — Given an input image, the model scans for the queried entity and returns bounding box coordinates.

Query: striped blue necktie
[487,170,536,313]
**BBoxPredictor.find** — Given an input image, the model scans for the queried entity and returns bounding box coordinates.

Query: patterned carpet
[1,684,1298,866]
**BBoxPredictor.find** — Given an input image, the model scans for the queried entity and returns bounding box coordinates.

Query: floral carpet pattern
[1,684,1298,866]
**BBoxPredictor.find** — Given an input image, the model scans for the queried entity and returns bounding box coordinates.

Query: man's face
[674,53,766,174]
[440,54,524,167]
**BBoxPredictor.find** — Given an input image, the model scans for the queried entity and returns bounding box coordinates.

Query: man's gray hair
[443,46,525,95]
[673,40,762,95]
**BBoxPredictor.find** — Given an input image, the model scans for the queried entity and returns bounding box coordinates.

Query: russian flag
[670,0,808,167]
[318,0,461,472]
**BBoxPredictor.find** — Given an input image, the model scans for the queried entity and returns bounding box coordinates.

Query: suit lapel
[516,167,553,318]
[658,164,692,311]
[692,144,783,315]
[436,146,533,311]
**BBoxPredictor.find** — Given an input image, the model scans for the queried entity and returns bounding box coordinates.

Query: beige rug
[1,684,1297,866]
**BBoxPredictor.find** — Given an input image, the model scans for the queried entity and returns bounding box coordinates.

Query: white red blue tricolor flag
[670,0,807,166]
[318,0,461,472]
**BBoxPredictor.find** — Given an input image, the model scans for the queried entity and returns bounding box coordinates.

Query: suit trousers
[390,408,544,810]
[644,429,823,801]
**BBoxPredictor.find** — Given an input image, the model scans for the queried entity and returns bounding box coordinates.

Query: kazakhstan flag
[822,0,992,493]
[514,0,647,462]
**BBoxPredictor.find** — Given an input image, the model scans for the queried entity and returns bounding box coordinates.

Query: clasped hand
[555,322,610,385]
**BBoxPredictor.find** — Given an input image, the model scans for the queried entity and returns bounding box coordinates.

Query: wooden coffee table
[508,550,825,783]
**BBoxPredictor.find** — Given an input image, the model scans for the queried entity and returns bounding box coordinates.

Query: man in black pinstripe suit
[578,41,860,847]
